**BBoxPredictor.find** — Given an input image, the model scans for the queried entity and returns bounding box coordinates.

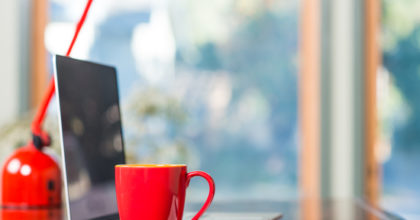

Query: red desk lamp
[1,0,93,208]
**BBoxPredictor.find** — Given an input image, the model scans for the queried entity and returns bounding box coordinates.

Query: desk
[0,199,402,220]
[185,199,402,220]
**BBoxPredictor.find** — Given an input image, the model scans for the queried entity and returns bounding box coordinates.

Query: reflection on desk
[0,208,61,220]
[185,199,403,220]
[0,199,403,220]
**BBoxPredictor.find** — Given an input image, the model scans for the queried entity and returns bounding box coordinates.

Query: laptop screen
[54,55,125,220]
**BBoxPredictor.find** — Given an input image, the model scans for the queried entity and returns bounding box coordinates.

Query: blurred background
[0,0,419,219]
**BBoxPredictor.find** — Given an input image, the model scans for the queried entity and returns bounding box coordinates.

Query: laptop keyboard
[90,213,120,220]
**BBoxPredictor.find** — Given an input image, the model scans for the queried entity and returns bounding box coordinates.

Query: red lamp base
[1,143,61,208]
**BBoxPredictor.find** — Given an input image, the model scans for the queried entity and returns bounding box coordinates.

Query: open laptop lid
[54,55,125,220]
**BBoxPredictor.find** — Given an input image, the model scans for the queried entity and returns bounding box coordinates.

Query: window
[47,0,300,201]
[380,0,420,218]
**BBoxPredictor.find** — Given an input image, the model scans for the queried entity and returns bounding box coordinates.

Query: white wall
[321,0,365,199]
[329,0,356,199]
[0,0,29,126]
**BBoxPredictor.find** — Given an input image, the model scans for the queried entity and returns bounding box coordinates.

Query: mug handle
[186,171,215,220]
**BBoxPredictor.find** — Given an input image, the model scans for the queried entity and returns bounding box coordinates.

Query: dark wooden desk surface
[185,199,403,220]
[0,199,403,220]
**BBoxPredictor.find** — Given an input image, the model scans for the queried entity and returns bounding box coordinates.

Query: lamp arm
[31,0,94,149]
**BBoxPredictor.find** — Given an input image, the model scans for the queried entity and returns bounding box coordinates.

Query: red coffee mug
[115,164,215,220]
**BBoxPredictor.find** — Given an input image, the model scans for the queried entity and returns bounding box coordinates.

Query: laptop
[54,55,282,220]
[54,55,123,220]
